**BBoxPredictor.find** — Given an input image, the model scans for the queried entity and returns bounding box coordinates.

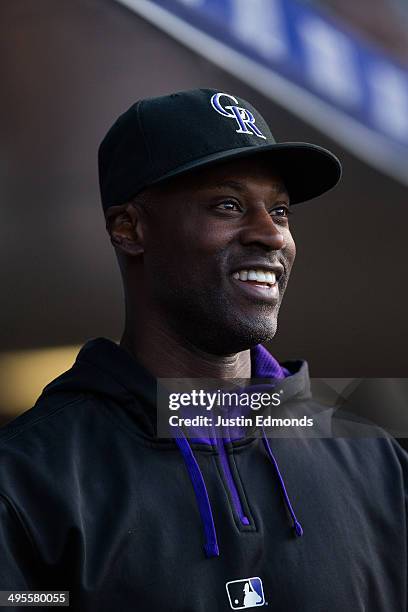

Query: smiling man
[0,89,407,612]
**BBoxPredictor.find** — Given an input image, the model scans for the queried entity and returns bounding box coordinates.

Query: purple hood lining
[182,343,290,446]
[171,343,303,558]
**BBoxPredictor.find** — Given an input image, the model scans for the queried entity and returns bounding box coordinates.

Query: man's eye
[216,200,241,211]
[272,205,293,218]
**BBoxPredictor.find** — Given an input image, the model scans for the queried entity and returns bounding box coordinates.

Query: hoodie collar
[41,337,311,443]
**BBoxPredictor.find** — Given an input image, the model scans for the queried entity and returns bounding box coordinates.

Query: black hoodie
[0,337,406,611]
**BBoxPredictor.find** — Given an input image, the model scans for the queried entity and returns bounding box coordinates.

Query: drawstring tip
[204,541,220,558]
[293,520,304,537]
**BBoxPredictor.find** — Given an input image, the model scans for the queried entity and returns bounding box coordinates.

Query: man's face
[138,156,296,354]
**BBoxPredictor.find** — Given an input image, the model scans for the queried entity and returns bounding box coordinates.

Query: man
[0,89,406,611]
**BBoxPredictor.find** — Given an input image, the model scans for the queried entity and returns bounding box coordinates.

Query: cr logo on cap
[210,92,266,140]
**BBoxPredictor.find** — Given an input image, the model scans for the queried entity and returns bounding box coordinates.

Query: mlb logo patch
[225,576,265,609]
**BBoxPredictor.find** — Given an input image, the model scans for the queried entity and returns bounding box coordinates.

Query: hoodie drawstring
[261,426,304,537]
[172,425,303,559]
[173,428,220,558]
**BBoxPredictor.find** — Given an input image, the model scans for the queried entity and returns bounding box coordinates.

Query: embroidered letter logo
[225,576,265,609]
[211,93,266,139]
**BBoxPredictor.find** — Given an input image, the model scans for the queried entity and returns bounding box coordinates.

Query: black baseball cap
[98,88,342,211]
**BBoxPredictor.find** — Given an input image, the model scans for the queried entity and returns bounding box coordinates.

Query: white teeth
[233,269,277,284]
[265,271,276,283]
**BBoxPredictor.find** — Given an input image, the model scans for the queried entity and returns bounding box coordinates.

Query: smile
[232,269,276,285]
[230,268,279,301]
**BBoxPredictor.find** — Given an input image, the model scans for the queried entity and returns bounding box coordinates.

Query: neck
[120,320,251,379]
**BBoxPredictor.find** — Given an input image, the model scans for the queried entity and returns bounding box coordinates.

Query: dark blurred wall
[1,0,407,377]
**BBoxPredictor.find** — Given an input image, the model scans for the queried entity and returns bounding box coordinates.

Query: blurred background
[1,0,407,425]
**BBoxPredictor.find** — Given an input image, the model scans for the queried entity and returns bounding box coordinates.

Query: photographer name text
[168,415,314,428]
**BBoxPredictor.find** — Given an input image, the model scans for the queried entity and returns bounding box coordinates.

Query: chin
[200,317,278,355]
[237,321,278,350]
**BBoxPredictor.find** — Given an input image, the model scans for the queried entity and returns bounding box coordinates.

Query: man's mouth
[232,269,277,286]
[230,268,280,301]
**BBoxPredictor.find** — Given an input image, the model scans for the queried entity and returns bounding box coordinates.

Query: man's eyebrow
[212,180,289,198]
[213,180,247,192]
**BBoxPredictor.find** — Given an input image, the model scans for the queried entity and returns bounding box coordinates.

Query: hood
[39,337,313,442]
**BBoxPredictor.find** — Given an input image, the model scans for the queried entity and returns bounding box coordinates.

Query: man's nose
[238,207,285,250]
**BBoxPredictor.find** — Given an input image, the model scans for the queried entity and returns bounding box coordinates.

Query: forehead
[151,155,288,198]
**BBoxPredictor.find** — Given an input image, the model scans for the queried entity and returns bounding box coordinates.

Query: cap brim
[151,142,342,205]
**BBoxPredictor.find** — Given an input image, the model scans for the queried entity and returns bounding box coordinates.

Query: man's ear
[105,203,145,257]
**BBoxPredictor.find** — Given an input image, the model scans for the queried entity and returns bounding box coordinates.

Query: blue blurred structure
[117,0,408,184]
